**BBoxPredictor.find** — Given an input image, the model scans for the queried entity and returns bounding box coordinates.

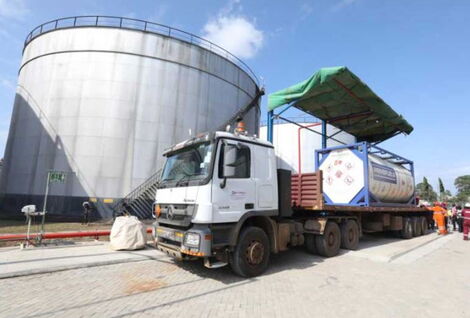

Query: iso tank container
[0,17,260,219]
[260,123,355,173]
[316,142,415,206]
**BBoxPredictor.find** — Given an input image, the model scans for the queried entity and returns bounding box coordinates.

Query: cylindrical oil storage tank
[0,16,260,220]
[259,122,355,173]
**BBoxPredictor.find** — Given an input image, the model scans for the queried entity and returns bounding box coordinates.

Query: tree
[438,177,446,201]
[438,178,445,194]
[455,175,470,194]
[416,177,437,202]
[454,175,470,204]
[437,178,452,201]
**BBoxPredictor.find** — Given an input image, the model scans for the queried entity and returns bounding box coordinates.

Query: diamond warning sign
[319,149,364,204]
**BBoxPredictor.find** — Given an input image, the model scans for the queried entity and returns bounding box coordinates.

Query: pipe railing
[24,15,259,85]
[0,228,153,242]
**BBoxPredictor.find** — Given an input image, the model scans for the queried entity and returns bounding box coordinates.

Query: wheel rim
[328,232,335,246]
[245,240,264,265]
[348,228,354,242]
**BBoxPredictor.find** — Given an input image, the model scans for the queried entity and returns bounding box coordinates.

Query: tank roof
[23,15,258,85]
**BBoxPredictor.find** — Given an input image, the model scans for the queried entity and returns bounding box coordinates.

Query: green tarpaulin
[268,66,413,142]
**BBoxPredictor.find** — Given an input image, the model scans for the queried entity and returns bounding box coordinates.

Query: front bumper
[153,223,212,259]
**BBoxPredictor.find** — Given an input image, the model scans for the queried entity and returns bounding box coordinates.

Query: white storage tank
[259,122,355,173]
[0,16,260,219]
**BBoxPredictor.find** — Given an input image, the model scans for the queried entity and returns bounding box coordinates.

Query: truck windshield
[160,141,214,187]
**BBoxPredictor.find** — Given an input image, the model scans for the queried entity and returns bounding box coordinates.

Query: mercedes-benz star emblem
[166,205,175,220]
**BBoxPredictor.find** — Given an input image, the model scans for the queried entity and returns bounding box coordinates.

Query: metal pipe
[276,115,346,145]
[321,120,327,149]
[41,172,51,235]
[0,228,153,241]
[267,110,274,142]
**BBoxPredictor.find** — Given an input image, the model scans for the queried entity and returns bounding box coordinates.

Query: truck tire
[340,219,359,250]
[230,226,270,277]
[420,216,428,235]
[315,222,341,257]
[305,234,317,254]
[401,217,413,239]
[412,216,421,236]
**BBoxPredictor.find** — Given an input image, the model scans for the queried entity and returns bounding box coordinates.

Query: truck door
[211,139,256,223]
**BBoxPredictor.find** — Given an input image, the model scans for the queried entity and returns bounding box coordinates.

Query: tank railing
[24,15,259,84]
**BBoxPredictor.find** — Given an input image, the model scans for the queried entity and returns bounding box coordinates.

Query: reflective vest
[463,209,470,221]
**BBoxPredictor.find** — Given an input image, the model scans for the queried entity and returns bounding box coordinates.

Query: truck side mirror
[220,143,238,188]
[222,144,237,178]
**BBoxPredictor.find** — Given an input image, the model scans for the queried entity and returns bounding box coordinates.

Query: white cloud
[0,0,29,20]
[202,1,263,59]
[0,78,14,90]
[300,2,314,21]
[331,0,357,12]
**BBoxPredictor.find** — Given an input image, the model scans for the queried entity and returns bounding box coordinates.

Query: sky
[0,0,469,193]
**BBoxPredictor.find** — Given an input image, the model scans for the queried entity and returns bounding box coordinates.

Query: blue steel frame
[315,142,416,207]
[267,107,328,147]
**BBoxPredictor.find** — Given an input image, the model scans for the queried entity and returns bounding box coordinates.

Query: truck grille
[157,204,196,227]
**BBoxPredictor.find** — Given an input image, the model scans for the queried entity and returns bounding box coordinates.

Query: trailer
[151,66,432,277]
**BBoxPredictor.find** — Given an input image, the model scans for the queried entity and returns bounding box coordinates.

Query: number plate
[157,228,183,242]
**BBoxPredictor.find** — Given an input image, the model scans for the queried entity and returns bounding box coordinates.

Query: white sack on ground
[109,216,147,250]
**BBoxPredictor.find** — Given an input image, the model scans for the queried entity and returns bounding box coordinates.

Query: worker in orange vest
[432,203,447,235]
[462,204,470,241]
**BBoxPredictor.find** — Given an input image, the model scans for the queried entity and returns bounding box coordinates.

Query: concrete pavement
[0,242,159,279]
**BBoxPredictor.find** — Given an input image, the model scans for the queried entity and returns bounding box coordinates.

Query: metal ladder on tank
[112,170,161,220]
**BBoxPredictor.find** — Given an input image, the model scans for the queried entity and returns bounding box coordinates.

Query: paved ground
[0,232,468,318]
[0,242,158,279]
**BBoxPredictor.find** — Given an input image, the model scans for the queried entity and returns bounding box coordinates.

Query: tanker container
[315,142,415,206]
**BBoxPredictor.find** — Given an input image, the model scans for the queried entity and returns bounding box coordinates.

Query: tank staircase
[217,88,264,131]
[112,170,161,220]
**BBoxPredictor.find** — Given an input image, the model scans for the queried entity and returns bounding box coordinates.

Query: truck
[151,66,432,277]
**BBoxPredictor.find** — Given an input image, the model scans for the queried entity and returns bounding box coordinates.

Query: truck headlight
[184,232,200,247]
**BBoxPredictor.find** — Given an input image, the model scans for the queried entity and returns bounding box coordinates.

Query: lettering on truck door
[212,140,256,223]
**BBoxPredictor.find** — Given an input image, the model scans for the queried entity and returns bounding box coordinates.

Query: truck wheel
[230,226,270,277]
[412,216,421,236]
[315,222,341,257]
[401,217,413,239]
[340,220,359,250]
[305,234,317,254]
[420,216,428,235]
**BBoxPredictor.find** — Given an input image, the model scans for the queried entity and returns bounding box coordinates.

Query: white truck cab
[152,130,280,276]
